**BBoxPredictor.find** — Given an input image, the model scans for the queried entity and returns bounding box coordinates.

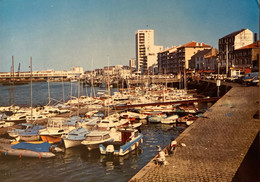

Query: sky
[0,0,258,72]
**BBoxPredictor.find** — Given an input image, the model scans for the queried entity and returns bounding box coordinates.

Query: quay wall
[130,82,259,181]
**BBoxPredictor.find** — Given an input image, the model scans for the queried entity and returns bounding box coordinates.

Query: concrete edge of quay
[129,82,259,181]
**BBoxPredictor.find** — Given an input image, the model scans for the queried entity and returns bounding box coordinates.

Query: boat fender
[54,147,63,153]
[106,145,115,153]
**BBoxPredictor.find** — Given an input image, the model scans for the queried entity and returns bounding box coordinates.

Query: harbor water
[0,82,187,182]
[0,124,185,182]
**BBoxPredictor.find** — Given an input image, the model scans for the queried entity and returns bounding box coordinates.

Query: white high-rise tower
[135,29,162,74]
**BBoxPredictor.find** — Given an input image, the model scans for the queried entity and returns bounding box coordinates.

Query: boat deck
[130,85,259,181]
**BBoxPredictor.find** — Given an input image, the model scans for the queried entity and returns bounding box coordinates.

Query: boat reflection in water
[79,146,143,168]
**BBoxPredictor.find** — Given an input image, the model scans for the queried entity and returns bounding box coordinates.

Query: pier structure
[130,83,259,181]
[115,97,218,110]
[84,77,180,88]
[0,67,84,83]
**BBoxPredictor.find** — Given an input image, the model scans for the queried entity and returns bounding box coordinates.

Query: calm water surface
[0,83,188,182]
[0,124,186,182]
[0,82,104,107]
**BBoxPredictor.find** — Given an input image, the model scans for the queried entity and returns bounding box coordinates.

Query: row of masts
[6,56,188,110]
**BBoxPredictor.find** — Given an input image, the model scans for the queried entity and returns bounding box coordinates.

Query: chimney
[254,33,258,42]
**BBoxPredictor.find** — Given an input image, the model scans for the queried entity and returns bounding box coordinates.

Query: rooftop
[237,41,259,50]
[180,41,211,48]
[220,29,246,39]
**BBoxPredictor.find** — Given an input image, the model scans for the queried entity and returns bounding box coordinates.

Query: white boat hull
[62,138,83,149]
[81,138,114,150]
[161,120,176,124]
[18,135,40,142]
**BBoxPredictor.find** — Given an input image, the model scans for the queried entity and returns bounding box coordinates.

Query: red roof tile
[237,41,259,50]
[181,41,211,48]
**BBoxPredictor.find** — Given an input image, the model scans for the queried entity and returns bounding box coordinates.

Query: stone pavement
[130,86,259,181]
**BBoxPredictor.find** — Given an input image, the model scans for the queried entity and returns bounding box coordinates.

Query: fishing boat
[97,115,129,130]
[26,113,48,122]
[85,117,102,130]
[85,110,99,118]
[65,116,86,130]
[6,112,28,123]
[147,114,167,124]
[177,114,194,124]
[62,127,89,149]
[119,111,147,120]
[0,113,15,128]
[161,114,179,124]
[99,128,143,156]
[15,124,45,142]
[39,117,70,143]
[8,123,33,138]
[186,116,199,126]
[81,130,113,150]
[0,121,14,128]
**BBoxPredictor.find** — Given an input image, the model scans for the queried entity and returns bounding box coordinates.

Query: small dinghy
[0,142,56,158]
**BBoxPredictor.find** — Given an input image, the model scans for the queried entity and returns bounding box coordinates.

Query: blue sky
[0,0,258,72]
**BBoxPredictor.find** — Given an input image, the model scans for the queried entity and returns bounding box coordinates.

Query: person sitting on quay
[155,145,167,166]
[166,138,177,154]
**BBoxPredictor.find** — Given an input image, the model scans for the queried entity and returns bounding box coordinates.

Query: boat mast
[30,57,33,122]
[62,75,65,103]
[12,56,15,107]
[107,55,110,96]
[9,66,12,106]
[48,77,51,105]
[90,58,94,98]
[107,55,110,116]
[77,77,80,119]
[77,67,81,121]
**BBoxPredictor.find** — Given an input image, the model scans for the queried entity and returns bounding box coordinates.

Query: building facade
[232,41,260,74]
[158,46,179,74]
[135,29,163,74]
[218,29,253,74]
[190,48,218,71]
[158,41,211,74]
[176,41,211,72]
[129,58,136,71]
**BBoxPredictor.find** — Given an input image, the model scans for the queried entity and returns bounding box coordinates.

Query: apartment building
[135,29,163,74]
[176,41,211,71]
[158,41,211,74]
[233,41,260,73]
[158,46,179,74]
[218,29,253,74]
[129,58,136,71]
[190,48,218,71]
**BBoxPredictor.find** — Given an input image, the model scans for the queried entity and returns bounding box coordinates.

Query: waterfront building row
[156,28,258,76]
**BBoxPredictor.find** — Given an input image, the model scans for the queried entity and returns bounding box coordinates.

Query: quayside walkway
[130,85,259,181]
